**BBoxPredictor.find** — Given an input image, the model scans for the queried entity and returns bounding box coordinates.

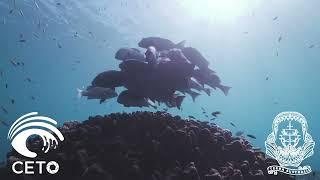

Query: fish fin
[176,40,186,49]
[132,48,141,52]
[147,99,157,109]
[219,85,231,96]
[100,99,106,104]
[204,88,211,96]
[176,96,185,109]
[77,88,83,98]
[189,91,200,102]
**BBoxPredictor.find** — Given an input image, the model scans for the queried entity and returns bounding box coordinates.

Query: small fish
[25,78,32,82]
[19,9,24,17]
[34,0,40,10]
[37,19,41,29]
[201,107,205,111]
[230,122,236,127]
[247,134,257,139]
[308,44,315,48]
[210,118,216,121]
[235,131,244,136]
[205,115,209,118]
[19,39,27,43]
[188,115,195,119]
[10,99,15,104]
[273,16,278,21]
[73,32,78,38]
[1,106,8,114]
[56,2,61,6]
[266,76,269,81]
[278,36,282,42]
[211,111,221,117]
[253,147,262,151]
[0,119,9,126]
[33,33,40,39]
[57,42,62,48]
[10,58,18,66]
[243,31,249,34]
[31,96,36,100]
[5,84,8,88]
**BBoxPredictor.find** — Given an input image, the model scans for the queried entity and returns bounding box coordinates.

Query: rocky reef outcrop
[0,111,293,180]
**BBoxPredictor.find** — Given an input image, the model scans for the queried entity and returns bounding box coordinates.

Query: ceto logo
[7,112,64,175]
[265,112,315,176]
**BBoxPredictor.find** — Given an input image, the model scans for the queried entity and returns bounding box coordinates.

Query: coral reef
[0,111,293,180]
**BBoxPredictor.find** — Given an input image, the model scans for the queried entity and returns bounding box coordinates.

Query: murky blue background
[0,0,319,172]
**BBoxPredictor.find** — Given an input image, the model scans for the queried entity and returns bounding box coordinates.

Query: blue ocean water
[0,0,319,173]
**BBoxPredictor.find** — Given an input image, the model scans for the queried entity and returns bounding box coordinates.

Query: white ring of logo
[7,112,64,158]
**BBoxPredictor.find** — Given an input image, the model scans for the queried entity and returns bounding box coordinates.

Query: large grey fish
[91,70,125,89]
[115,48,146,61]
[77,86,117,104]
[117,90,156,108]
[192,69,231,96]
[167,48,189,63]
[182,47,212,71]
[119,59,150,73]
[138,37,186,51]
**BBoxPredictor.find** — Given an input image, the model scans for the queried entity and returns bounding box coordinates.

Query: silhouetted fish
[247,134,257,139]
[273,16,278,21]
[188,115,195,119]
[115,48,145,61]
[1,106,8,114]
[308,44,315,48]
[278,36,282,42]
[25,78,32,82]
[78,86,118,104]
[138,37,185,51]
[230,122,236,127]
[235,131,244,136]
[211,111,221,117]
[0,119,9,126]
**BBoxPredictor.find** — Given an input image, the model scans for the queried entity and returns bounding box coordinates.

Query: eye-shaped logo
[265,112,315,176]
[7,112,64,158]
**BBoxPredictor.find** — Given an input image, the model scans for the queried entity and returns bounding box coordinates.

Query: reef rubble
[0,111,293,180]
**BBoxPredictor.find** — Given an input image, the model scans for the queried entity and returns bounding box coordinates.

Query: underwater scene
[0,0,320,179]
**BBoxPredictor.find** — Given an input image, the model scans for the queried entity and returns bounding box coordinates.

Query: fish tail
[189,91,200,102]
[204,88,211,96]
[218,85,231,96]
[77,88,83,98]
[147,99,157,109]
[176,40,186,49]
[175,96,185,110]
